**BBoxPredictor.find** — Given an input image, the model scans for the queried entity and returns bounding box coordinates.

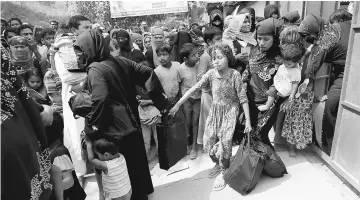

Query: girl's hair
[209,43,236,69]
[45,112,64,145]
[93,138,119,155]
[279,26,305,62]
[24,67,43,82]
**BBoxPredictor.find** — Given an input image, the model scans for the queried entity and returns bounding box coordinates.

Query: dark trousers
[322,77,343,155]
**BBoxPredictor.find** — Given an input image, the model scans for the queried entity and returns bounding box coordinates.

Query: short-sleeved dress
[187,68,248,169]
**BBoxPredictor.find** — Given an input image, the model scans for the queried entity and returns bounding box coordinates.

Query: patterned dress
[188,68,248,169]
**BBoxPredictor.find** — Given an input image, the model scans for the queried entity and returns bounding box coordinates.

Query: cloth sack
[223,132,265,195]
[157,114,188,170]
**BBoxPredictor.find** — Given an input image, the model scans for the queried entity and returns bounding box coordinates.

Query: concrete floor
[83,130,359,200]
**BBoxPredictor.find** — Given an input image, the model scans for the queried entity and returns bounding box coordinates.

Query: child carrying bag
[157,113,188,170]
[223,131,266,195]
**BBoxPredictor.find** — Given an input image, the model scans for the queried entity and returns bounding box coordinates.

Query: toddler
[46,112,87,200]
[257,43,304,111]
[178,43,202,159]
[85,137,132,200]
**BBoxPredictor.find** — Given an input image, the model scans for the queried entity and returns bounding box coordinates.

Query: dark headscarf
[239,7,256,32]
[170,31,192,62]
[74,29,110,70]
[281,11,301,26]
[264,4,280,19]
[298,14,325,37]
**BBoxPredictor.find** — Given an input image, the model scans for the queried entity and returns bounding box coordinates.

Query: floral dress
[188,68,248,169]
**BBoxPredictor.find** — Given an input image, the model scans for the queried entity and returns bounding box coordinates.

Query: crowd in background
[1,2,354,200]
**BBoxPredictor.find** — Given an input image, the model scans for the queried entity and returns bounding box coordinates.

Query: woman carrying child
[169,43,252,191]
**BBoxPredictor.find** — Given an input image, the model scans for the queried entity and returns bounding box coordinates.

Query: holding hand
[244,119,252,133]
[235,52,249,61]
[168,104,180,117]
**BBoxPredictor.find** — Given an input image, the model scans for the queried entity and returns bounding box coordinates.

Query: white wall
[245,1,267,18]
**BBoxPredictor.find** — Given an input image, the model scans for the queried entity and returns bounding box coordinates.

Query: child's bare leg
[288,144,297,158]
[117,189,132,200]
[258,96,275,111]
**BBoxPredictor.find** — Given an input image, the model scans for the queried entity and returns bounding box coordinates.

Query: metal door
[330,2,360,192]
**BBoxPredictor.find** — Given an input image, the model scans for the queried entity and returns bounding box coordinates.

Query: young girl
[85,137,132,200]
[280,26,312,157]
[46,112,87,200]
[257,27,304,112]
[24,67,51,105]
[169,43,252,191]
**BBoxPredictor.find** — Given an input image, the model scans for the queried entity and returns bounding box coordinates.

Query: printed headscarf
[208,43,236,69]
[264,4,280,19]
[238,7,256,32]
[299,14,341,60]
[8,36,34,72]
[74,29,110,70]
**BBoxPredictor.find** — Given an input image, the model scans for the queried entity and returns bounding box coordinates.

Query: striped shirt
[102,154,131,199]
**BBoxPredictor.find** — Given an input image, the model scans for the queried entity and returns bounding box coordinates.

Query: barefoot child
[169,43,252,191]
[178,43,202,159]
[85,137,132,200]
[280,26,311,157]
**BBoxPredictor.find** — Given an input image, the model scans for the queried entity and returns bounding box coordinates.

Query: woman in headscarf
[75,29,169,200]
[241,18,284,149]
[116,29,146,63]
[238,7,256,33]
[264,4,280,19]
[281,11,301,26]
[132,32,144,52]
[297,14,348,155]
[143,32,152,54]
[7,36,41,79]
[169,31,192,62]
[1,44,55,200]
[53,29,88,185]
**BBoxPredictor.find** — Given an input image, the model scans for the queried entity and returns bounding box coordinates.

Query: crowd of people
[1,2,354,200]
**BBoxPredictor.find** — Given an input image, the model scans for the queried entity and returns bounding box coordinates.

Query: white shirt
[274,64,301,97]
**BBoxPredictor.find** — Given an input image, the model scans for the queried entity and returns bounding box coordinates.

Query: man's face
[141,22,147,28]
[153,34,164,47]
[50,23,58,30]
[10,20,21,28]
[41,34,55,48]
[6,32,17,42]
[19,28,33,41]
[73,20,91,36]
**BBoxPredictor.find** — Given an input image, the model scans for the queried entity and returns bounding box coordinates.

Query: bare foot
[289,146,297,158]
[258,105,269,111]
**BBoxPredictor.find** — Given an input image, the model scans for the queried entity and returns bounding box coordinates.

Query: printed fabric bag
[223,131,265,195]
[157,113,188,170]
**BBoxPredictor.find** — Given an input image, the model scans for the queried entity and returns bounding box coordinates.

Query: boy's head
[41,28,56,48]
[156,45,172,66]
[329,9,352,24]
[93,138,119,161]
[18,24,33,41]
[4,27,18,42]
[203,26,222,46]
[8,17,22,29]
[180,43,200,66]
[50,20,59,30]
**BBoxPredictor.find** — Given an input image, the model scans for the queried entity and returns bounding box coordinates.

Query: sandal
[208,163,221,178]
[213,172,226,191]
[189,149,197,160]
